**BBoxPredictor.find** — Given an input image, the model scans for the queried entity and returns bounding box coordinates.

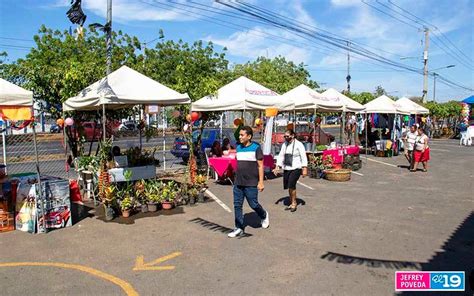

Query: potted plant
[145,180,161,212]
[195,174,207,203]
[161,181,177,210]
[97,139,113,220]
[134,179,147,213]
[188,186,199,205]
[103,185,117,221]
[120,196,133,218]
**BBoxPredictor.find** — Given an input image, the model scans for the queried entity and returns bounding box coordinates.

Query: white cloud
[330,0,360,7]
[208,27,311,63]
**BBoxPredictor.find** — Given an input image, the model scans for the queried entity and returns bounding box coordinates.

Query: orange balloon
[287,122,294,130]
[56,118,64,127]
[233,118,242,126]
[255,118,262,126]
[191,112,200,122]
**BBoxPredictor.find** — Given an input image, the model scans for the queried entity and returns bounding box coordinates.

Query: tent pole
[162,107,166,171]
[365,112,368,164]
[220,113,223,141]
[139,105,143,150]
[2,128,6,175]
[313,107,317,151]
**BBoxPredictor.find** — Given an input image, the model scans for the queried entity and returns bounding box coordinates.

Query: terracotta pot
[122,209,131,218]
[162,201,174,210]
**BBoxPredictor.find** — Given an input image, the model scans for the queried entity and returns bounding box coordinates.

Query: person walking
[403,124,417,170]
[273,129,308,212]
[412,128,430,172]
[228,126,269,238]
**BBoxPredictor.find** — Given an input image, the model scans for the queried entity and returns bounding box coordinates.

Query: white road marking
[366,158,398,168]
[429,148,450,152]
[297,181,314,190]
[352,171,364,176]
[204,189,232,213]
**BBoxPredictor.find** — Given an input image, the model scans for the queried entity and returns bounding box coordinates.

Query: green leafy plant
[120,196,133,211]
[315,145,327,152]
[145,179,162,203]
[162,181,178,202]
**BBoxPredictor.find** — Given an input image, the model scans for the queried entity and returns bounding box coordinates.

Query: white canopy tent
[321,88,365,112]
[63,66,190,111]
[191,76,294,111]
[63,65,191,170]
[0,78,33,107]
[283,84,343,111]
[363,95,410,114]
[395,97,429,115]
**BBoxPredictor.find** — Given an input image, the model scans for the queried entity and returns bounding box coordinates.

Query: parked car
[171,128,236,163]
[326,116,340,125]
[119,121,138,131]
[50,124,62,133]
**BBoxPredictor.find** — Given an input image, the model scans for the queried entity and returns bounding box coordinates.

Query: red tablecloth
[208,154,237,177]
[323,145,360,164]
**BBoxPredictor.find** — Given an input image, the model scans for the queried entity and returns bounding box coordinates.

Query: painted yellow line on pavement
[0,262,139,296]
[133,252,182,271]
[366,158,398,168]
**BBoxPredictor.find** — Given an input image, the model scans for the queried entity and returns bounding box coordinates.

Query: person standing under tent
[273,129,308,212]
[412,128,430,172]
[402,124,417,170]
[228,126,269,238]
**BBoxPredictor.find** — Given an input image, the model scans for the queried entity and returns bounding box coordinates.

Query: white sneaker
[261,211,270,229]
[228,228,244,238]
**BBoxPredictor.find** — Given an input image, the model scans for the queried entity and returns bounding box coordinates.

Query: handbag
[283,141,296,167]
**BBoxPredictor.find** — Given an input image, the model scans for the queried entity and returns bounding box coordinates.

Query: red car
[41,206,71,228]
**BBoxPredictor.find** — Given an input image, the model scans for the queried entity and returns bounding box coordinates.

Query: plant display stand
[108,166,156,182]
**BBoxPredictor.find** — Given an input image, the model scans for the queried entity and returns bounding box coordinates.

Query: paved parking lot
[0,139,472,296]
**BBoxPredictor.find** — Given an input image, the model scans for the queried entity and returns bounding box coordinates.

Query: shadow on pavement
[275,196,306,207]
[398,211,474,296]
[320,251,422,270]
[71,202,94,225]
[94,204,185,225]
[189,217,252,238]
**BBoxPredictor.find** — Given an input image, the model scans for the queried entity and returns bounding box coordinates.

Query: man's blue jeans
[233,185,266,230]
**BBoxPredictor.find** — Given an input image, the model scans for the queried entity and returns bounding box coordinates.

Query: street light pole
[431,65,455,102]
[103,0,112,142]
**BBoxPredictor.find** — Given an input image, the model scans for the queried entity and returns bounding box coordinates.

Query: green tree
[374,85,386,97]
[231,56,318,94]
[347,92,374,104]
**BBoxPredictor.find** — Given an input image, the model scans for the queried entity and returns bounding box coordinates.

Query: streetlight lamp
[432,65,455,101]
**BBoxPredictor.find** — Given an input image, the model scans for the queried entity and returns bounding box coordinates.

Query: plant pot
[189,195,196,205]
[197,192,205,203]
[147,202,158,212]
[315,169,322,179]
[122,209,131,218]
[141,204,149,213]
[104,205,115,221]
[162,201,174,210]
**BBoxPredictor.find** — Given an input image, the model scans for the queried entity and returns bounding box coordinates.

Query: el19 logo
[430,272,465,291]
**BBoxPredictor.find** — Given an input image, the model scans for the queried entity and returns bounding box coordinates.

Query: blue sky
[0,0,473,102]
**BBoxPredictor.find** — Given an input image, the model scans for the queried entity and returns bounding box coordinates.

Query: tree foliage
[232,56,318,94]
[424,101,462,118]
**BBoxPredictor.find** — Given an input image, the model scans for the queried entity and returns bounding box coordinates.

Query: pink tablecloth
[208,155,237,177]
[323,145,360,164]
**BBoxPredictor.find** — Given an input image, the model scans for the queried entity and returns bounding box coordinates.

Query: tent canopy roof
[283,84,343,111]
[63,65,190,111]
[363,95,410,114]
[191,76,294,111]
[321,88,365,112]
[0,78,33,106]
[396,97,429,114]
[462,95,474,104]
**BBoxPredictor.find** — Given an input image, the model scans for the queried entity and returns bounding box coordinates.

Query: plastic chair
[204,148,218,180]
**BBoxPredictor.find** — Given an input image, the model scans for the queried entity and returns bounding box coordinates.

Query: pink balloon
[65,118,74,126]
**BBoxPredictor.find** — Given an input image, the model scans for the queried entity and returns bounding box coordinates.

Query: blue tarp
[462,95,474,104]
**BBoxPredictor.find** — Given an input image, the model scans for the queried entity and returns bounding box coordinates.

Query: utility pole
[432,73,438,102]
[346,41,351,94]
[103,0,112,141]
[422,27,429,103]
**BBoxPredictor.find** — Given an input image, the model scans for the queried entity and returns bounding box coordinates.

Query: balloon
[233,118,242,126]
[65,118,74,126]
[287,122,294,130]
[186,114,192,123]
[191,112,200,122]
[56,118,64,127]
[255,118,262,126]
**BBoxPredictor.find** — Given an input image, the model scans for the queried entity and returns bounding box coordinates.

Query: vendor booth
[362,95,409,157]
[63,65,190,171]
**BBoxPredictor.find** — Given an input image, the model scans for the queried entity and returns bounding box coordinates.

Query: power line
[0,36,34,42]
[360,0,421,30]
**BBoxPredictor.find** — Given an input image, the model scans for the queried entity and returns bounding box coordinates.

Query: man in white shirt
[273,129,308,212]
[403,124,417,170]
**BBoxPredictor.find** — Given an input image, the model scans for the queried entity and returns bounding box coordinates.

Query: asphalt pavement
[0,138,472,296]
